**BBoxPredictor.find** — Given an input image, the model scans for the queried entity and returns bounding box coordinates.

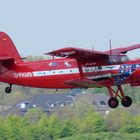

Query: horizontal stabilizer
[0,56,14,61]
[0,57,14,74]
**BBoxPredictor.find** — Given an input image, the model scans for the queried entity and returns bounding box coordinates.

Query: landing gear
[121,96,132,107]
[5,84,12,94]
[108,97,119,108]
[107,85,132,108]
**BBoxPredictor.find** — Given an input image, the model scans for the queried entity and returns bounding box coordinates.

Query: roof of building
[7,92,111,116]
[29,93,74,109]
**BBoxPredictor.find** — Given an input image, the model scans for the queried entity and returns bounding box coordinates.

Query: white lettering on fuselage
[14,72,33,78]
[85,62,96,66]
[13,65,120,78]
[32,65,120,77]
[83,65,120,72]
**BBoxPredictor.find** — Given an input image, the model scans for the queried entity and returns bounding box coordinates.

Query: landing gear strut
[107,85,132,108]
[5,84,12,94]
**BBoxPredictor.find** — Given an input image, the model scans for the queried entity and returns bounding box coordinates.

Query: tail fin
[0,32,22,63]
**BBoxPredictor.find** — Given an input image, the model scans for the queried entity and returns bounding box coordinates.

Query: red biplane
[1,32,140,108]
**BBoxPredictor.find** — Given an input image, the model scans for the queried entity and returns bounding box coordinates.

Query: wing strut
[76,57,84,79]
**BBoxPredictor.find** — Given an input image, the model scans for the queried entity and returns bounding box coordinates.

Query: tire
[121,96,132,108]
[108,97,119,108]
[5,87,11,94]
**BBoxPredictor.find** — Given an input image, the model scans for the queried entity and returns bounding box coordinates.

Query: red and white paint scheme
[1,32,140,108]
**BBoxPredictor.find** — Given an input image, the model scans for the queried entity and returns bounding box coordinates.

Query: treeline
[1,103,140,140]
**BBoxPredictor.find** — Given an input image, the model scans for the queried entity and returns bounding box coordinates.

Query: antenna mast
[92,45,94,52]
[109,39,112,55]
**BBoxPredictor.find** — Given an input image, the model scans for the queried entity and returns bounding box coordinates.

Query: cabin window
[121,56,129,62]
[108,55,128,64]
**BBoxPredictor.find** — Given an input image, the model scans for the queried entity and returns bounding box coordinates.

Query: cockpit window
[121,56,129,62]
[108,55,129,64]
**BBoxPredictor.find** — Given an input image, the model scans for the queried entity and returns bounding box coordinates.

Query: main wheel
[121,96,132,108]
[108,97,119,108]
[5,87,11,94]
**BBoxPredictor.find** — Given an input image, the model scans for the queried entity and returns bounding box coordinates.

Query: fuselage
[1,55,140,89]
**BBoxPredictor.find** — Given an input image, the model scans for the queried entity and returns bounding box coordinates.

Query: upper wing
[46,44,140,59]
[105,44,140,54]
[46,47,109,59]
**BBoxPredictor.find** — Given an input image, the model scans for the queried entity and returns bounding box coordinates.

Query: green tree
[0,119,8,140]
[119,125,140,133]
[76,106,107,133]
[24,108,45,123]
[133,114,140,126]
[105,108,133,132]
[60,120,77,138]
[5,115,24,140]
[47,113,62,139]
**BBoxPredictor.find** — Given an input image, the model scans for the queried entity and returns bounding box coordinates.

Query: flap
[65,78,103,88]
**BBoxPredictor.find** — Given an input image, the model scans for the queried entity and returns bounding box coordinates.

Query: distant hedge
[57,133,140,140]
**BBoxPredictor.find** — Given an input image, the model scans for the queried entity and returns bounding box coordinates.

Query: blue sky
[0,0,140,58]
